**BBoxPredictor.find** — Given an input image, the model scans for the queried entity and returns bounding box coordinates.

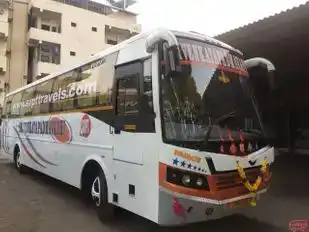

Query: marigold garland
[236,159,270,207]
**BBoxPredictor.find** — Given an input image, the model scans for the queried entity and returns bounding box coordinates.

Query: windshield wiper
[215,110,236,124]
[203,110,236,146]
[242,129,262,135]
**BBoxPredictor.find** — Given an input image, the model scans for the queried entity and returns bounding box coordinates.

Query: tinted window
[97,53,118,106]
[4,95,13,117]
[116,76,139,115]
[76,53,118,108]
[142,58,153,112]
[34,80,54,114]
[11,93,22,117]
[75,65,96,108]
[52,71,77,112]
[20,87,36,116]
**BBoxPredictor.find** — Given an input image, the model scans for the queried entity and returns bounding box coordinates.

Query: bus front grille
[214,167,262,191]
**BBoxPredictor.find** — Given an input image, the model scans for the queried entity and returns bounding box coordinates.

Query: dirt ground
[0,153,308,232]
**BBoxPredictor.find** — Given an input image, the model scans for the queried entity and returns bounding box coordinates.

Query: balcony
[107,20,141,34]
[105,26,138,45]
[0,21,9,39]
[0,0,11,8]
[34,61,59,77]
[27,27,62,47]
[0,55,7,73]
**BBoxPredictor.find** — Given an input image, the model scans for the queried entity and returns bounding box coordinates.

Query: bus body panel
[0,28,275,226]
[1,111,161,223]
[1,40,162,223]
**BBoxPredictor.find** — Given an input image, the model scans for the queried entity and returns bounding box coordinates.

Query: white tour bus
[0,28,275,225]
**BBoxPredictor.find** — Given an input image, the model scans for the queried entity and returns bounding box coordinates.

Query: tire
[14,150,27,174]
[91,168,115,222]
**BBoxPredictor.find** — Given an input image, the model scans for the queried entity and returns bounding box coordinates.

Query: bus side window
[5,96,13,118]
[20,87,36,116]
[52,71,76,112]
[34,80,54,114]
[76,53,118,109]
[11,92,22,118]
[141,57,153,114]
[116,76,139,116]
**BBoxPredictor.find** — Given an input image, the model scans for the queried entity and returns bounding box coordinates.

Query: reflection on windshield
[161,38,263,145]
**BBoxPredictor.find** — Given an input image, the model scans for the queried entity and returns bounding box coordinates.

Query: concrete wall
[9,0,29,92]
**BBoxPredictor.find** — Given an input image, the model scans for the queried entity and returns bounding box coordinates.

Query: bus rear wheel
[91,168,115,222]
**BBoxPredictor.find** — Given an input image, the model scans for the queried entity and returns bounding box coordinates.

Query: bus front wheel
[14,149,26,174]
[91,168,115,222]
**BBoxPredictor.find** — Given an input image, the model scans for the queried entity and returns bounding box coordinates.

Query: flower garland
[236,159,270,207]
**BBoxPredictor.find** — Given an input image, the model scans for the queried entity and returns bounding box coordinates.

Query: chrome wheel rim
[16,152,21,169]
[91,177,101,207]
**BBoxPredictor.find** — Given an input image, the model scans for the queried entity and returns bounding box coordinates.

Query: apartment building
[0,0,141,114]
[0,0,11,114]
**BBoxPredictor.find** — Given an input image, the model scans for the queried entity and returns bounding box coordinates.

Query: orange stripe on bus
[159,162,269,201]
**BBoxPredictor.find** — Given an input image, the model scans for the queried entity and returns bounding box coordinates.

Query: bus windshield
[161,37,265,153]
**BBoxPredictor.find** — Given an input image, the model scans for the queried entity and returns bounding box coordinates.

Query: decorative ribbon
[238,130,245,154]
[227,128,237,155]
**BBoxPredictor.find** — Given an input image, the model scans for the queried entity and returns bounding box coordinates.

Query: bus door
[112,58,155,165]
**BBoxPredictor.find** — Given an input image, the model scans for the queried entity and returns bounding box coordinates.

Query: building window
[52,26,57,32]
[107,39,117,45]
[92,27,97,32]
[39,42,61,65]
[41,55,50,63]
[41,24,50,31]
[70,51,76,56]
[71,22,77,27]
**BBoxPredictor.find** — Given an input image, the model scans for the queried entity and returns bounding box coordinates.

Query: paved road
[0,154,308,232]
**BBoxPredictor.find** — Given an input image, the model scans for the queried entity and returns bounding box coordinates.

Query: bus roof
[6,28,242,98]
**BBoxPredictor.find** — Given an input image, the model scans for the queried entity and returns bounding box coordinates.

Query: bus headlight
[196,177,203,187]
[182,175,191,186]
[166,166,209,190]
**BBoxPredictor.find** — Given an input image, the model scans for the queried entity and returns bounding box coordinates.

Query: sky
[123,0,308,36]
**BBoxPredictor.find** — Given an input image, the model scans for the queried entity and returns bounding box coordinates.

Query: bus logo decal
[49,116,73,144]
[80,114,91,138]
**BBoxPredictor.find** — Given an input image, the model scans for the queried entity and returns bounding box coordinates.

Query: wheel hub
[91,177,101,207]
[16,152,21,169]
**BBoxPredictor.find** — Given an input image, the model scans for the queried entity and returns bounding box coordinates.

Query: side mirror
[245,57,276,90]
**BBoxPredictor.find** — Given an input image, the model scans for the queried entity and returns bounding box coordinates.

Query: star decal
[187,163,192,169]
[193,165,197,170]
[172,157,179,166]
[198,167,201,171]
[180,160,186,167]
